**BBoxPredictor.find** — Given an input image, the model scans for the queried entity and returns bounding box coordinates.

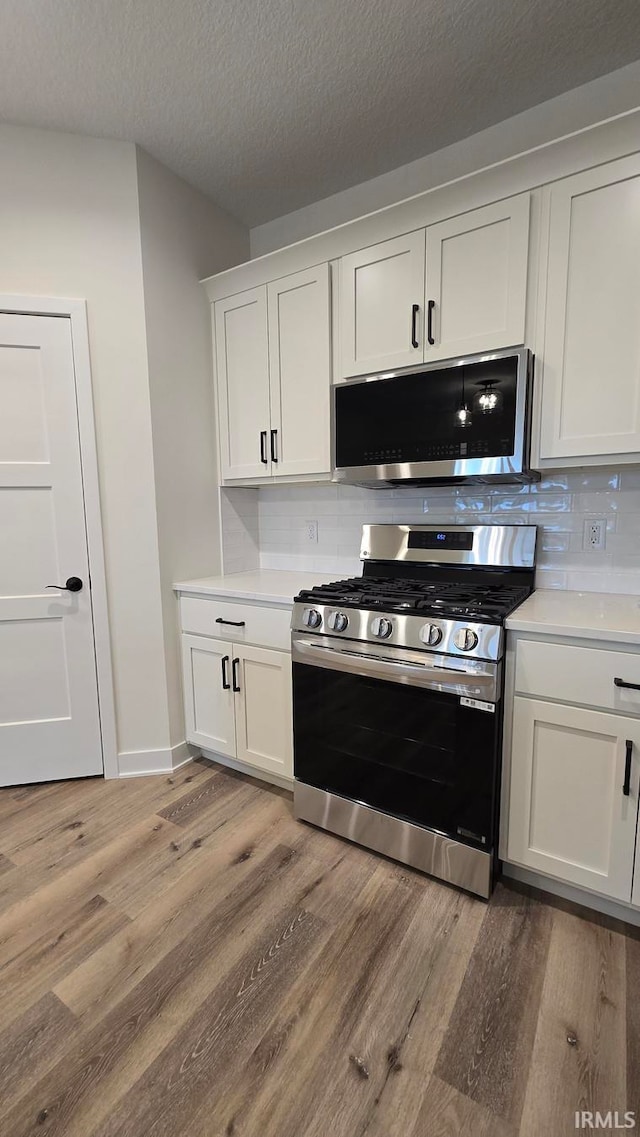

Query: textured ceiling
[2,0,640,226]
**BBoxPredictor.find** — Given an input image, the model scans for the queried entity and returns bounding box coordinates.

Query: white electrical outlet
[305,520,318,544]
[583,518,606,551]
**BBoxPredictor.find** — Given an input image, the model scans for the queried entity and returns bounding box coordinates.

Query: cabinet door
[181,634,236,757]
[214,287,271,479]
[339,230,425,377]
[233,644,292,779]
[508,697,640,902]
[268,264,331,477]
[425,195,530,361]
[540,156,640,460]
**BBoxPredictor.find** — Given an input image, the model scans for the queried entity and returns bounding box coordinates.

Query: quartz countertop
[506,589,640,645]
[173,570,335,605]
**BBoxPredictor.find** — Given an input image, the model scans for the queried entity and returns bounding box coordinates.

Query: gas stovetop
[291,523,537,663]
[295,576,531,622]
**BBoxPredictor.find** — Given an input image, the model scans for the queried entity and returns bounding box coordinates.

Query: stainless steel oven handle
[292,636,498,696]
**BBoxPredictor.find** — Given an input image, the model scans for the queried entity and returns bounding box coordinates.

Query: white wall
[0,122,249,768]
[136,147,248,749]
[0,123,171,760]
[250,60,640,256]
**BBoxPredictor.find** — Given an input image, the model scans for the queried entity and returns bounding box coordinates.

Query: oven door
[292,636,502,853]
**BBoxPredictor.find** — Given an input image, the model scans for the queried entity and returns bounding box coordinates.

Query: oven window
[335,356,518,468]
[293,662,500,850]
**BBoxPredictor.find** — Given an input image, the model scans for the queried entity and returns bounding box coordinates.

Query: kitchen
[1,4,640,1134]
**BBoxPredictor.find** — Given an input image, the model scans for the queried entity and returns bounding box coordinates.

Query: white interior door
[0,313,103,786]
[268,263,331,478]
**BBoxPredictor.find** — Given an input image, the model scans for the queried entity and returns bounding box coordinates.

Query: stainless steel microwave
[333,347,539,486]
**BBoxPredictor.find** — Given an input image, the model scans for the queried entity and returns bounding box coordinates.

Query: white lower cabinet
[507,696,640,903]
[234,644,292,778]
[181,632,293,781]
[182,634,236,757]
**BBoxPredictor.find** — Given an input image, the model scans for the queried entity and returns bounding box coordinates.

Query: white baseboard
[117,741,196,778]
[199,748,294,792]
[502,863,640,927]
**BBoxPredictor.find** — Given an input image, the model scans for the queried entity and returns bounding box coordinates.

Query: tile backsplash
[221,469,640,593]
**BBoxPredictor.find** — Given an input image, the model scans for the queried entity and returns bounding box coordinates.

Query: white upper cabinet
[424,195,530,361]
[268,263,331,478]
[508,696,640,903]
[539,155,640,462]
[214,265,331,483]
[339,230,426,377]
[338,197,530,379]
[215,287,272,480]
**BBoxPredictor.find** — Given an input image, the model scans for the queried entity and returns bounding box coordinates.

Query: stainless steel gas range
[290,523,537,899]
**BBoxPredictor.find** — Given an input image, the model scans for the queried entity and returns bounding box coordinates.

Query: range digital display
[408,531,474,551]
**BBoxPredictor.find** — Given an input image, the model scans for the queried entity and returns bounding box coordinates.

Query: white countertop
[173,569,334,605]
[506,589,640,645]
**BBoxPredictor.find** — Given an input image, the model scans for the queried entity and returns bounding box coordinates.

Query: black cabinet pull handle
[46,576,83,593]
[215,618,246,627]
[221,655,231,690]
[411,304,419,349]
[232,657,241,693]
[427,300,435,346]
[624,739,633,796]
[614,677,640,692]
[260,430,268,464]
[270,429,278,462]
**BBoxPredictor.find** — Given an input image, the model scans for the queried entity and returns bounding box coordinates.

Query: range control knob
[420,623,443,647]
[371,616,393,639]
[454,627,479,652]
[302,608,322,629]
[328,611,349,632]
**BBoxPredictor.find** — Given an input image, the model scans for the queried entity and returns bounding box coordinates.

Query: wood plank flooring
[0,759,637,1137]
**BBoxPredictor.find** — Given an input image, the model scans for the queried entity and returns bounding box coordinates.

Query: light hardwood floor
[0,759,637,1137]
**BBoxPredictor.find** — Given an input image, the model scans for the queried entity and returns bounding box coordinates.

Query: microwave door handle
[411,304,419,349]
[427,300,435,346]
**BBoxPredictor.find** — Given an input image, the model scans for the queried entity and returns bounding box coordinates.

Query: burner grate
[296,576,531,622]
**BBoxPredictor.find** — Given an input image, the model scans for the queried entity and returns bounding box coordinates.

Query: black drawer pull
[427,300,435,345]
[624,739,633,797]
[614,677,640,692]
[260,430,268,464]
[270,428,278,462]
[221,655,231,690]
[411,304,419,349]
[232,657,241,693]
[215,618,246,627]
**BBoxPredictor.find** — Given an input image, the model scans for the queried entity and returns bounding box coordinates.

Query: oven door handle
[291,637,498,698]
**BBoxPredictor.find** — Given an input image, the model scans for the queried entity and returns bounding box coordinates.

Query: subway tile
[534,568,568,589]
[564,569,621,593]
[454,495,494,513]
[491,494,573,513]
[572,491,640,513]
[619,468,640,491]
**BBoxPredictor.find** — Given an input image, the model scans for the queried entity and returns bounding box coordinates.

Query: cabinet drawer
[179,597,292,651]
[515,639,640,714]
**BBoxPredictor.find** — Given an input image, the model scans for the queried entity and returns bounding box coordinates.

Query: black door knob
[46,576,83,593]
